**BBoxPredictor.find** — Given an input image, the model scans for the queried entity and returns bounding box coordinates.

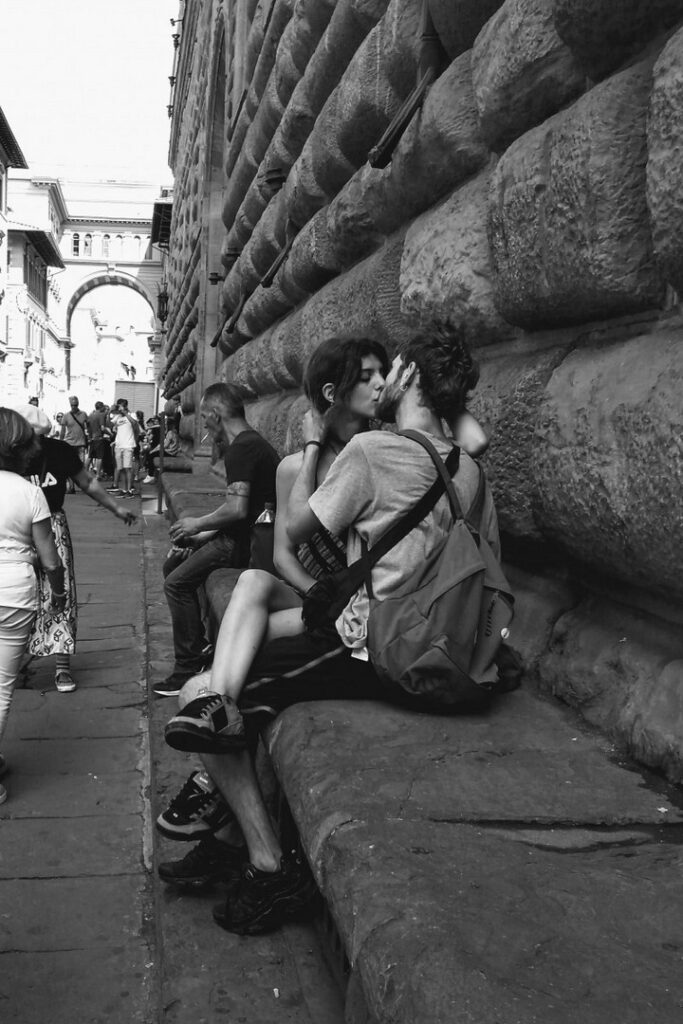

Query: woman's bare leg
[208,570,303,703]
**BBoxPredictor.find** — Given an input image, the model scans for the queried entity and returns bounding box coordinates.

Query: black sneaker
[156,769,234,841]
[158,835,245,892]
[164,692,246,753]
[153,669,201,697]
[213,852,318,935]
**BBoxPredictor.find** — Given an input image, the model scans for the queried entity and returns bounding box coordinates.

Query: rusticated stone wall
[163,0,683,780]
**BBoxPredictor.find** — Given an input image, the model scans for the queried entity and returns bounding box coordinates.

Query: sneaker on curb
[153,670,200,697]
[164,692,246,753]
[213,852,318,935]
[156,769,234,841]
[158,835,245,891]
[55,671,77,693]
[142,475,155,484]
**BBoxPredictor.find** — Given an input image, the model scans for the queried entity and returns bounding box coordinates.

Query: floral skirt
[27,510,77,657]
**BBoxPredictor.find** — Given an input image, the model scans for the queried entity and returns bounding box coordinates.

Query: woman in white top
[0,407,65,805]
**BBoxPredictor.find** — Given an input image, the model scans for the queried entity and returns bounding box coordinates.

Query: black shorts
[241,627,386,721]
[90,439,107,459]
[240,627,440,742]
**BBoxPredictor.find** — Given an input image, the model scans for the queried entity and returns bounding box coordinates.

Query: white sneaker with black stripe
[157,769,234,840]
[164,691,246,754]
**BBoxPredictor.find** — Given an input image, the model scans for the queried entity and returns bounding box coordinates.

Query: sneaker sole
[155,813,233,841]
[164,722,247,754]
[158,868,229,890]
[153,686,184,697]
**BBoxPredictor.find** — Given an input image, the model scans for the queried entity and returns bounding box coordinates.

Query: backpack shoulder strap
[363,436,460,569]
[399,429,463,520]
[339,432,460,600]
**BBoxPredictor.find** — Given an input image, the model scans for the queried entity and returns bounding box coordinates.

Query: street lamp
[157,286,169,325]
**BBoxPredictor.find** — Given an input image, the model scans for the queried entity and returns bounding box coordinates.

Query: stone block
[399,169,516,346]
[0,947,154,1024]
[323,51,489,268]
[505,563,577,670]
[647,27,683,296]
[540,597,683,781]
[374,0,423,92]
[552,0,683,79]
[532,330,683,597]
[223,313,303,396]
[309,105,359,195]
[281,212,342,298]
[222,233,410,405]
[469,340,568,537]
[245,391,305,456]
[488,59,666,329]
[428,0,505,59]
[284,142,333,228]
[299,0,392,119]
[379,50,489,230]
[322,818,683,1024]
[472,0,585,151]
[239,280,292,338]
[299,232,410,353]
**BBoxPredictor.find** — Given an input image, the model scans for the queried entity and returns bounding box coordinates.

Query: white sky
[0,0,178,184]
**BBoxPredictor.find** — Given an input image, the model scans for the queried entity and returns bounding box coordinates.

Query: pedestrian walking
[17,404,137,693]
[0,407,65,804]
[59,396,90,492]
[109,397,140,496]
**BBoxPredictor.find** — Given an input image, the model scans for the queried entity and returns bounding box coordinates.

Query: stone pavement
[0,489,343,1024]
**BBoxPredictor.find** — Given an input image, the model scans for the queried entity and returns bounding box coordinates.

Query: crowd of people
[52,395,168,495]
[0,325,515,937]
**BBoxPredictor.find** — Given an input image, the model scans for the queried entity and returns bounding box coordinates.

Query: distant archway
[66,271,157,340]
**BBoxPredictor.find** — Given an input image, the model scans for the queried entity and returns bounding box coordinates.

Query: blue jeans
[162,533,247,673]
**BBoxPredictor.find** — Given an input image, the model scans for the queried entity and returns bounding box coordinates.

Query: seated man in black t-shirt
[155,383,279,697]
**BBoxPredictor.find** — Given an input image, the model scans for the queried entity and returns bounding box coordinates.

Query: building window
[83,233,92,256]
[24,246,47,307]
[115,234,123,257]
[134,235,141,258]
[72,233,80,256]
[102,234,110,258]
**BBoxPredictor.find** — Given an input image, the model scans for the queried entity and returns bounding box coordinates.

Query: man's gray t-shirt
[309,430,500,654]
[61,410,89,448]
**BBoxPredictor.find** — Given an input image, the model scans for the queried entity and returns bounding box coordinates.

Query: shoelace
[169,776,215,812]
[198,695,226,719]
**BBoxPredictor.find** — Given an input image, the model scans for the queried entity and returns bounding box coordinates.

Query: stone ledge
[265,696,683,1024]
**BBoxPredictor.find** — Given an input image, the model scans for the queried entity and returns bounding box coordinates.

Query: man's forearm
[197,502,245,531]
[82,476,120,514]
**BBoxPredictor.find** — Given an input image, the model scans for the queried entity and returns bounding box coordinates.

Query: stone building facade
[162,0,683,779]
[3,173,166,414]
